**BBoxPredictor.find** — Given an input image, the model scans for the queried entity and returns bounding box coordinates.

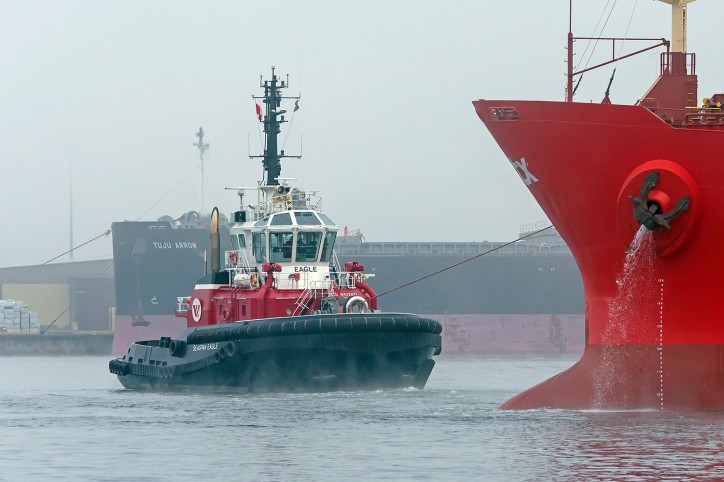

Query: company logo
[191,298,202,323]
[509,157,539,186]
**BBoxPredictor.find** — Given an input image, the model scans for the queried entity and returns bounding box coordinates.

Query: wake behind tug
[110,68,442,392]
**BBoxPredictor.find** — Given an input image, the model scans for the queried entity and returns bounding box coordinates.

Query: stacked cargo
[0,300,40,333]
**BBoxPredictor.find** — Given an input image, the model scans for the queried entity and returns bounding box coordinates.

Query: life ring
[346,296,370,313]
[229,252,238,266]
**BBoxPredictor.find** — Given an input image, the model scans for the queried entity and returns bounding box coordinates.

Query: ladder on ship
[292,279,335,316]
[293,288,314,316]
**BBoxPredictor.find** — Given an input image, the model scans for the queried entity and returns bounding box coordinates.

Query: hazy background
[1,0,722,267]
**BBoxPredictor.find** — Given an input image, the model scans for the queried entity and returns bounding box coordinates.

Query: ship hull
[474,99,724,409]
[110,313,442,392]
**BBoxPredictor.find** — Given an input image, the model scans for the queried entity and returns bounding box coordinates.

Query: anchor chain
[629,172,690,230]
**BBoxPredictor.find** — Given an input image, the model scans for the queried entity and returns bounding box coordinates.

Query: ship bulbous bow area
[500,160,711,411]
[499,344,724,410]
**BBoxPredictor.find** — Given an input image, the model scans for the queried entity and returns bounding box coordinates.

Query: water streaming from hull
[608,227,658,342]
[499,227,683,409]
[594,227,657,408]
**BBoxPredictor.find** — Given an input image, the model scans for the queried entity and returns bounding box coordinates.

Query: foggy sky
[1,0,722,268]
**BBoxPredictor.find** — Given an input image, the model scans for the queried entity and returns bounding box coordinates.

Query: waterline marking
[657,278,665,410]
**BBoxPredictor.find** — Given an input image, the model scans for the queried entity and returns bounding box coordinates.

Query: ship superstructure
[174,67,379,326]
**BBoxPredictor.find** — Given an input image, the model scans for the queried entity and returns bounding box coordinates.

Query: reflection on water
[0,356,722,481]
[508,410,724,481]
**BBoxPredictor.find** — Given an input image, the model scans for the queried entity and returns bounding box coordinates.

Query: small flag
[294,100,300,112]
[255,103,262,121]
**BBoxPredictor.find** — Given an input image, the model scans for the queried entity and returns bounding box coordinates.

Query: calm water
[0,356,722,481]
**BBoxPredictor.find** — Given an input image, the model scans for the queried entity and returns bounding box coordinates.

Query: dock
[0,332,113,356]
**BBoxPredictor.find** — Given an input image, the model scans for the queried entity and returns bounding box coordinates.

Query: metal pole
[567,0,574,102]
[69,158,74,260]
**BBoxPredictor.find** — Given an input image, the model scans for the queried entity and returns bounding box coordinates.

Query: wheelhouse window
[270,232,294,262]
[296,231,322,262]
[270,213,292,226]
[252,232,267,263]
[231,234,247,250]
[294,211,321,225]
[320,231,337,262]
[318,213,334,225]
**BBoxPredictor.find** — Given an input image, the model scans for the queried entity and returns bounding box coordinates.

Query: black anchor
[629,172,690,231]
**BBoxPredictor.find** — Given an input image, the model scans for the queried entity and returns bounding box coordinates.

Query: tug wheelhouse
[232,208,337,290]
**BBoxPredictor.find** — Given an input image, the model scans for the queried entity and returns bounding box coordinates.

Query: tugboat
[109,68,442,392]
[474,0,724,409]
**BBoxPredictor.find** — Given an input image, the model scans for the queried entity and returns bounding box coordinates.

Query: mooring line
[1,229,111,285]
[372,225,555,301]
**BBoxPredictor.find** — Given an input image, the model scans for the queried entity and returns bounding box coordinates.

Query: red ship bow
[474,99,724,410]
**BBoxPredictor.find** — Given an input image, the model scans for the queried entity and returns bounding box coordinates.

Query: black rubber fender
[108,359,129,376]
[185,314,443,344]
[169,339,187,357]
[224,342,236,358]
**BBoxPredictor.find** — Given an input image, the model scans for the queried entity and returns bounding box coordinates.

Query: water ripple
[0,356,721,481]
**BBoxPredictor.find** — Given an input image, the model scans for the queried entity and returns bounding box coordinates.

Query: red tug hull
[473,99,724,410]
